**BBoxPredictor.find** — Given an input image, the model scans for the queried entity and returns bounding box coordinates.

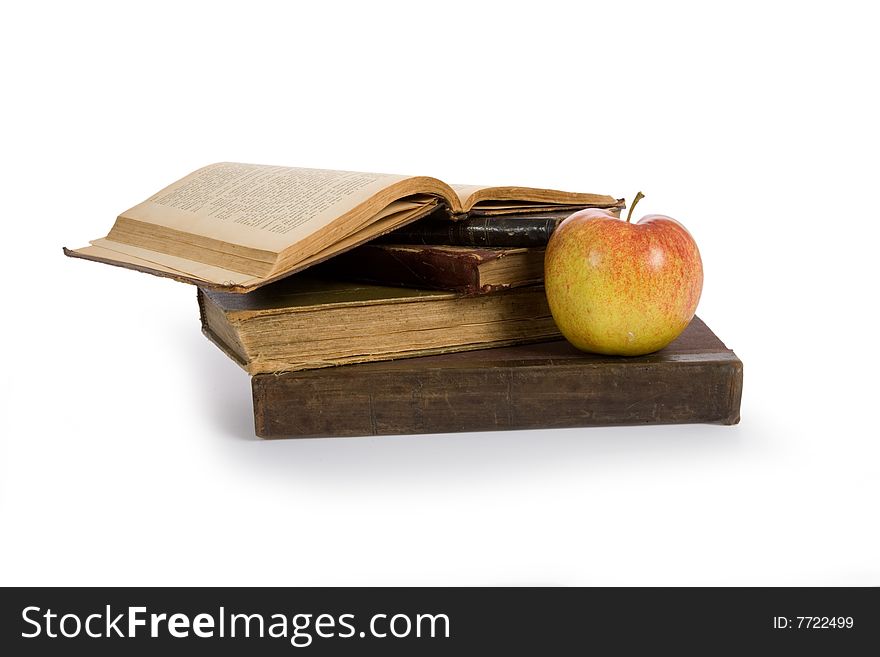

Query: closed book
[377,210,574,247]
[198,277,560,374]
[317,244,545,294]
[250,316,742,438]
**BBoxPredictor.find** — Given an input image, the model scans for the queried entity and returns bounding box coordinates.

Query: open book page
[276,200,438,274]
[66,198,434,290]
[65,162,619,290]
[115,162,414,252]
[449,183,622,213]
[450,184,490,208]
[67,163,460,289]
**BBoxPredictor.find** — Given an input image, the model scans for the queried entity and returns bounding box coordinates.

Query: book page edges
[198,282,558,376]
[203,282,459,319]
[65,197,445,293]
[197,317,559,375]
[198,289,250,370]
[200,323,250,371]
[240,335,562,375]
[451,184,624,212]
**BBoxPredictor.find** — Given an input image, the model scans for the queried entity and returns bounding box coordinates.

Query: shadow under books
[183,330,745,486]
[188,331,257,442]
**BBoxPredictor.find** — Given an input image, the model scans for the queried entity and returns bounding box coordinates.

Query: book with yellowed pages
[197,276,560,374]
[65,162,622,292]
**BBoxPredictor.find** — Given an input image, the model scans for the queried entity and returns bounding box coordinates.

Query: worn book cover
[376,209,574,247]
[250,316,743,438]
[316,244,545,294]
[198,277,560,374]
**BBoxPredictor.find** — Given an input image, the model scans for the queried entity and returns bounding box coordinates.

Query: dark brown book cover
[316,244,544,294]
[251,317,742,438]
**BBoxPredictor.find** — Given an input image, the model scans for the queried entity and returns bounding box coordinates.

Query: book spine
[252,356,743,438]
[196,288,208,329]
[379,216,564,247]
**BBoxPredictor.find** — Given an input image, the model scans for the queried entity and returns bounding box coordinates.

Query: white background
[1,1,877,586]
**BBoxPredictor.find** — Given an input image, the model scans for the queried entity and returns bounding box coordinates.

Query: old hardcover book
[316,244,545,294]
[250,317,742,439]
[377,209,574,247]
[198,277,560,374]
[65,162,622,292]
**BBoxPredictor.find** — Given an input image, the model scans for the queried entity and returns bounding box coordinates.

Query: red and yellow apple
[544,193,703,356]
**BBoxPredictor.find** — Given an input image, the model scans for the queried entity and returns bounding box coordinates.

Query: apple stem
[626,191,645,223]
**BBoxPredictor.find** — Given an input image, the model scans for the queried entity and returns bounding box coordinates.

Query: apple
[544,192,703,356]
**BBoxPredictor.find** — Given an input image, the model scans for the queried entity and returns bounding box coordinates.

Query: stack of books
[66,162,742,438]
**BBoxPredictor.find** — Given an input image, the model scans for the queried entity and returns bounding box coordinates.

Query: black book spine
[379,215,567,247]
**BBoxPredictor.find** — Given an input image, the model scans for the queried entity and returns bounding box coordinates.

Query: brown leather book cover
[316,244,545,294]
[251,317,743,438]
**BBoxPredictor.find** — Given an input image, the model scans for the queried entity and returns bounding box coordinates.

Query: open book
[65,162,622,292]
